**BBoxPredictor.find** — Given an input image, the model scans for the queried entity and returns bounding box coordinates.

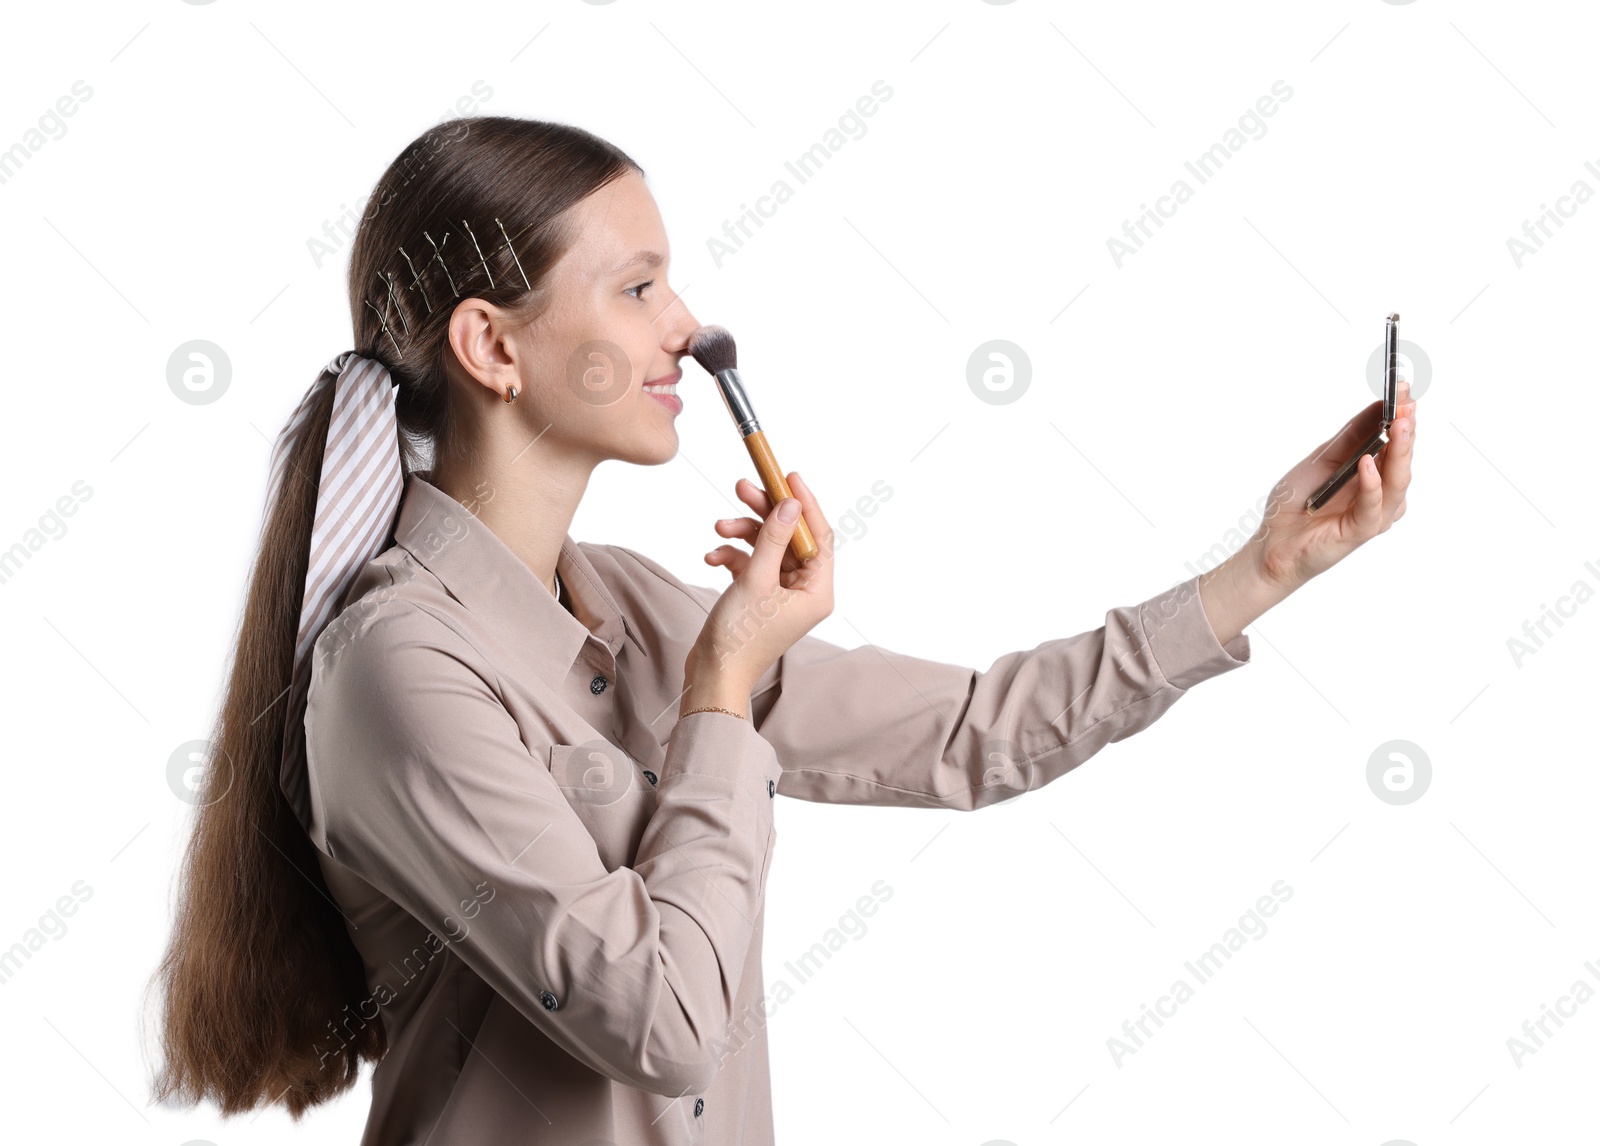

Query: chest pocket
[547,740,656,872]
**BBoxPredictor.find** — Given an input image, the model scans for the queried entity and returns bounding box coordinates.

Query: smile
[644,383,681,414]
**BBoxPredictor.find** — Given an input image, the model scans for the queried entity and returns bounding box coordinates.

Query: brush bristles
[688,325,737,375]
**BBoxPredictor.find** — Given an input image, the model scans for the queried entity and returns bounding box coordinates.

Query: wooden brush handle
[741,430,818,562]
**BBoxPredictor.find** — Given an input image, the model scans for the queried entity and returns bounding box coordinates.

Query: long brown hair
[144,116,641,1119]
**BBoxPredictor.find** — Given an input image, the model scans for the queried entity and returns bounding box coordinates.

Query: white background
[1,1,1595,1143]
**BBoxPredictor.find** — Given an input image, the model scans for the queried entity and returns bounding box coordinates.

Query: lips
[646,387,682,414]
[644,368,680,409]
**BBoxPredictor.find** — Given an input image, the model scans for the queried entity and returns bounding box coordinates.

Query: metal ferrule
[714,367,761,437]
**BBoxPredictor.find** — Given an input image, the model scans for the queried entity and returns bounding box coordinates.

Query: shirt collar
[389,472,628,691]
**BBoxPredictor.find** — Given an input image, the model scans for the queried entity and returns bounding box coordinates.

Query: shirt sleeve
[647,560,1250,810]
[303,600,783,1098]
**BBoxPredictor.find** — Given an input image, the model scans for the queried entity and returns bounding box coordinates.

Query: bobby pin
[397,247,432,314]
[495,217,532,290]
[378,271,410,336]
[462,219,494,289]
[363,297,402,357]
[423,230,459,299]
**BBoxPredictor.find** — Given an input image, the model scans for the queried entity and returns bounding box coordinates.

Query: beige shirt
[303,472,1251,1145]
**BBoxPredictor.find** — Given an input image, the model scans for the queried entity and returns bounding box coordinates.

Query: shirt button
[590,674,608,695]
[693,1098,704,1117]
[643,769,657,786]
[768,779,776,798]
[539,991,559,1012]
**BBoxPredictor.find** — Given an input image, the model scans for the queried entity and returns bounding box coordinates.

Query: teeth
[644,383,677,393]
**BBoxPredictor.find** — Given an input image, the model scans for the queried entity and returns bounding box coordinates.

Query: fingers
[747,495,803,584]
[711,483,776,573]
[704,544,750,578]
[787,472,833,558]
[712,472,829,592]
[1350,451,1385,537]
[1380,380,1415,521]
[713,516,762,545]
[1312,399,1384,467]
[730,472,831,563]
[735,477,773,515]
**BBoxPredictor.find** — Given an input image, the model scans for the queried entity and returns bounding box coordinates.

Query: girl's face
[508,168,701,467]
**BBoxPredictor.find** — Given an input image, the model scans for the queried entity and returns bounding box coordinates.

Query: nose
[655,284,700,352]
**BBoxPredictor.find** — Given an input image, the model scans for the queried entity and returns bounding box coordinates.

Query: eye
[625,279,655,301]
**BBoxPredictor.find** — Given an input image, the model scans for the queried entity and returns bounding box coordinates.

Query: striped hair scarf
[260,352,403,835]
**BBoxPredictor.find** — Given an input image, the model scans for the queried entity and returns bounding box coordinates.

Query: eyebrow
[606,249,664,276]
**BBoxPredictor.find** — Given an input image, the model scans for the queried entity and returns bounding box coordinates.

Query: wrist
[1196,550,1295,646]
[679,686,751,721]
[681,652,753,720]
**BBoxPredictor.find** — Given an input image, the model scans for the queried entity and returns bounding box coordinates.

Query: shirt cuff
[659,708,783,806]
[1137,573,1252,691]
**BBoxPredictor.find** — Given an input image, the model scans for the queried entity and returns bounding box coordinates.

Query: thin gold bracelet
[681,705,748,721]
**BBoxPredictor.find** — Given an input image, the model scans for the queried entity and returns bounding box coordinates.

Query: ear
[447,300,520,399]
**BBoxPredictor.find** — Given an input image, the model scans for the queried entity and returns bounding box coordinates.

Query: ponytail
[143,372,385,1119]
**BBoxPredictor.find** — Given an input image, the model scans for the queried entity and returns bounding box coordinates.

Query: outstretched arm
[631,482,1249,810]
[678,386,1416,810]
[731,568,1250,809]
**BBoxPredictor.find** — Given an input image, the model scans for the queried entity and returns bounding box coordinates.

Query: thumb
[748,497,802,583]
[1352,452,1384,536]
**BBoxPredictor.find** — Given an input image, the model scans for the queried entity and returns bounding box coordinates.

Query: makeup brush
[688,325,819,563]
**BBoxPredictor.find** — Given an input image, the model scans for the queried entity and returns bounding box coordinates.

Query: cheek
[606,333,657,395]
[555,335,634,407]
[559,299,657,397]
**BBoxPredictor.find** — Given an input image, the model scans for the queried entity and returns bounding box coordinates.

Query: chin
[622,428,678,467]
